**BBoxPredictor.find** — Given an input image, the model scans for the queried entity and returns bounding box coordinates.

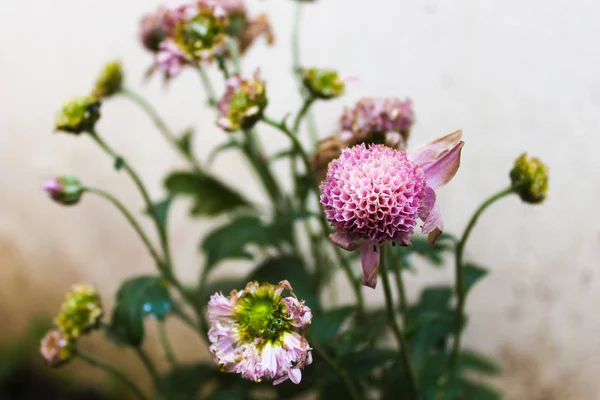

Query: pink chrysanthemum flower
[216,69,268,131]
[208,280,313,385]
[320,131,464,288]
[339,97,416,150]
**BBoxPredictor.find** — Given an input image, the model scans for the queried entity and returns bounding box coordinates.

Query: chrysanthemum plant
[40,1,549,399]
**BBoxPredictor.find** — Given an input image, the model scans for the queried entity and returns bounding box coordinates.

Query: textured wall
[1,0,599,398]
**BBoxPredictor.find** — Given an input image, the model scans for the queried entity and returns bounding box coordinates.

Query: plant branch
[77,351,150,400]
[158,320,177,367]
[309,338,361,400]
[447,186,514,371]
[380,245,419,399]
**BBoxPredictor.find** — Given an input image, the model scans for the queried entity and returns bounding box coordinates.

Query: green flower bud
[217,70,268,132]
[510,153,549,204]
[40,330,74,368]
[55,283,103,340]
[93,61,123,98]
[55,96,101,134]
[302,68,345,99]
[174,6,228,61]
[42,176,84,206]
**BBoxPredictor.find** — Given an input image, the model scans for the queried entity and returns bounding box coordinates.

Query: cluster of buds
[40,283,103,367]
[208,280,312,384]
[140,0,274,80]
[510,153,549,204]
[217,69,268,131]
[311,97,415,181]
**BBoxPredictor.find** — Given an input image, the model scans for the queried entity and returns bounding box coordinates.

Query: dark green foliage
[159,363,217,400]
[462,263,489,296]
[310,307,355,345]
[176,129,194,158]
[165,171,252,217]
[146,196,173,229]
[393,233,455,268]
[106,276,171,347]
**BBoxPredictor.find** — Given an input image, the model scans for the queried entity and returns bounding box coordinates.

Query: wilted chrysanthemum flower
[339,97,415,150]
[93,61,123,99]
[139,4,181,53]
[208,280,312,385]
[156,40,191,79]
[302,68,345,100]
[55,283,103,340]
[55,96,101,134]
[320,131,464,288]
[40,330,74,368]
[510,153,548,204]
[42,176,84,206]
[217,69,267,131]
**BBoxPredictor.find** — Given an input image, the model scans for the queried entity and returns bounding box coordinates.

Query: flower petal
[329,231,360,251]
[419,187,444,245]
[420,141,464,189]
[360,241,381,289]
[408,130,462,167]
[288,368,302,384]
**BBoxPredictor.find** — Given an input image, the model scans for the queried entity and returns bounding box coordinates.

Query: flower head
[173,1,228,61]
[55,283,103,340]
[208,280,312,385]
[510,153,548,204]
[339,97,415,150]
[55,96,101,134]
[42,176,84,206]
[93,61,123,99]
[311,136,346,182]
[40,330,74,368]
[321,131,464,288]
[302,68,345,100]
[217,69,267,131]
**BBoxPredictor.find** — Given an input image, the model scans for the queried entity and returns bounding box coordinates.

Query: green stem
[216,53,230,79]
[380,245,419,399]
[292,1,303,80]
[196,64,218,106]
[84,187,163,269]
[293,97,315,136]
[134,347,161,391]
[447,186,514,371]
[228,38,242,74]
[77,351,150,400]
[158,321,177,367]
[310,338,361,400]
[391,251,410,326]
[122,88,203,172]
[89,132,173,274]
[262,115,364,311]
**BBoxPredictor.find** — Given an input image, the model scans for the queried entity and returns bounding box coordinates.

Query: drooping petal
[288,368,302,384]
[419,141,464,190]
[329,231,360,251]
[419,187,444,245]
[360,241,381,289]
[408,130,462,167]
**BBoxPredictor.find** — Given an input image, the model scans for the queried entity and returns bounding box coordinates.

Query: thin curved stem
[292,0,303,79]
[122,88,203,172]
[134,347,161,391]
[293,97,315,136]
[391,252,410,326]
[380,245,419,399]
[84,187,163,268]
[77,351,150,400]
[196,64,218,106]
[261,115,365,311]
[447,186,514,371]
[310,338,361,400]
[158,321,177,367]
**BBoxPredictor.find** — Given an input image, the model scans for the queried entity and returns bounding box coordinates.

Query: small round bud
[302,68,345,100]
[174,3,228,61]
[55,96,101,134]
[217,69,268,132]
[40,330,74,368]
[93,61,123,98]
[55,283,103,340]
[42,176,84,206]
[510,153,549,204]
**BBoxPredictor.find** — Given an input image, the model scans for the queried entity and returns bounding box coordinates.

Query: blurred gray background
[1,0,599,398]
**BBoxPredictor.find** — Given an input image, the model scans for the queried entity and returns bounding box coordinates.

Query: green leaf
[114,156,125,170]
[295,174,311,210]
[107,276,172,347]
[248,255,318,310]
[393,233,454,268]
[146,196,173,229]
[457,350,501,376]
[159,363,216,400]
[335,310,387,357]
[463,263,488,296]
[176,128,194,157]
[206,139,242,166]
[165,171,251,217]
[456,378,501,400]
[310,307,355,344]
[341,348,396,380]
[200,215,278,274]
